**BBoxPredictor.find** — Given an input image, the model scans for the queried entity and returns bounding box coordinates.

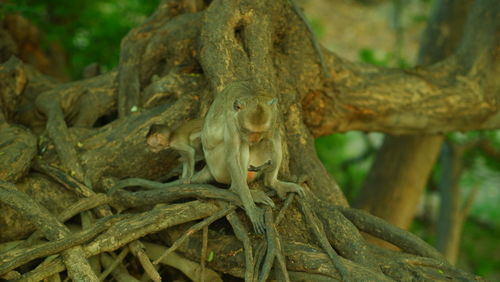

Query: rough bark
[304,0,499,135]
[356,135,443,229]
[0,0,497,280]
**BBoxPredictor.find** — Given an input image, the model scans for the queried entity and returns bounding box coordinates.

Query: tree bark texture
[0,0,497,280]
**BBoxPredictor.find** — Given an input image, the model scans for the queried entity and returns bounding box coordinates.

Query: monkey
[147,119,270,185]
[199,82,305,233]
[146,119,203,184]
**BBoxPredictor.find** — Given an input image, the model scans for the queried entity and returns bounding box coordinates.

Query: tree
[0,0,497,280]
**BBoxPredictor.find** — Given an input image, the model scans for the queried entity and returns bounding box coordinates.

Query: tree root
[153,204,235,264]
[129,240,162,282]
[0,181,98,281]
[98,247,129,281]
[299,198,350,280]
[0,176,479,281]
[227,211,255,281]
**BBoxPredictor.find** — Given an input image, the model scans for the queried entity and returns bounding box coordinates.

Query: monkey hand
[272,181,305,199]
[250,190,275,207]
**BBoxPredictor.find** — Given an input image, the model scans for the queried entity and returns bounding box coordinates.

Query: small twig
[143,242,223,282]
[227,211,255,282]
[129,240,161,282]
[200,226,208,282]
[98,248,129,281]
[153,204,235,264]
[101,252,140,282]
[300,200,349,281]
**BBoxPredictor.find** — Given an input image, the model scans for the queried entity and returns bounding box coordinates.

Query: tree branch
[305,0,499,136]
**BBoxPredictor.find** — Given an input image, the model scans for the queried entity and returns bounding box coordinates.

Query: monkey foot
[250,190,275,207]
[247,206,265,234]
[180,177,192,184]
[273,181,305,199]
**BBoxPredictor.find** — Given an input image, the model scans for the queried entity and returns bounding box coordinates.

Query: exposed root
[98,247,129,281]
[299,197,350,280]
[0,181,98,281]
[129,240,162,282]
[153,204,235,264]
[200,226,209,282]
[0,176,478,281]
[227,211,255,281]
[261,207,290,282]
[338,206,443,260]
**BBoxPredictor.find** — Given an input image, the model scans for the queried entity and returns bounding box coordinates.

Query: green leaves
[13,0,159,79]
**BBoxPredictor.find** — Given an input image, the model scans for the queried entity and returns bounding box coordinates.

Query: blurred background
[1,0,499,279]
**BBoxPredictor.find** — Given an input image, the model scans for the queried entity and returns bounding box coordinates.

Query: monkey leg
[174,144,197,184]
[258,136,305,199]
[267,180,305,199]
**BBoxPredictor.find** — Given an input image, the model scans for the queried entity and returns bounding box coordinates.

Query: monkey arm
[262,133,305,199]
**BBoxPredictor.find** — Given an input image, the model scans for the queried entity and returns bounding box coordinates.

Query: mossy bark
[0,0,497,280]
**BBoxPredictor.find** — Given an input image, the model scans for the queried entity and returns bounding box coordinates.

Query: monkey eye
[233,100,243,111]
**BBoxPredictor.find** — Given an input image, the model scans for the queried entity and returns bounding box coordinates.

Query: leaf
[207,251,214,262]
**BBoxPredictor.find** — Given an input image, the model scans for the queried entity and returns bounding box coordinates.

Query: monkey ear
[233,99,243,111]
[268,98,278,105]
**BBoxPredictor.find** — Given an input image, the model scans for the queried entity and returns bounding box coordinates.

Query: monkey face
[146,124,172,152]
[234,95,277,137]
[147,133,171,152]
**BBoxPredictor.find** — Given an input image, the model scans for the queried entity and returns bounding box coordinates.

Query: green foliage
[358,48,388,66]
[459,221,500,279]
[315,132,378,202]
[358,48,410,68]
[308,17,325,40]
[5,0,158,79]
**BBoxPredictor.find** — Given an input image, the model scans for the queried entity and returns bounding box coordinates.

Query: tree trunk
[0,0,497,280]
[356,135,443,229]
[356,0,475,232]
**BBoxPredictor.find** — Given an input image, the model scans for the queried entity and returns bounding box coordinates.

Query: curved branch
[304,0,499,136]
[338,206,444,261]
